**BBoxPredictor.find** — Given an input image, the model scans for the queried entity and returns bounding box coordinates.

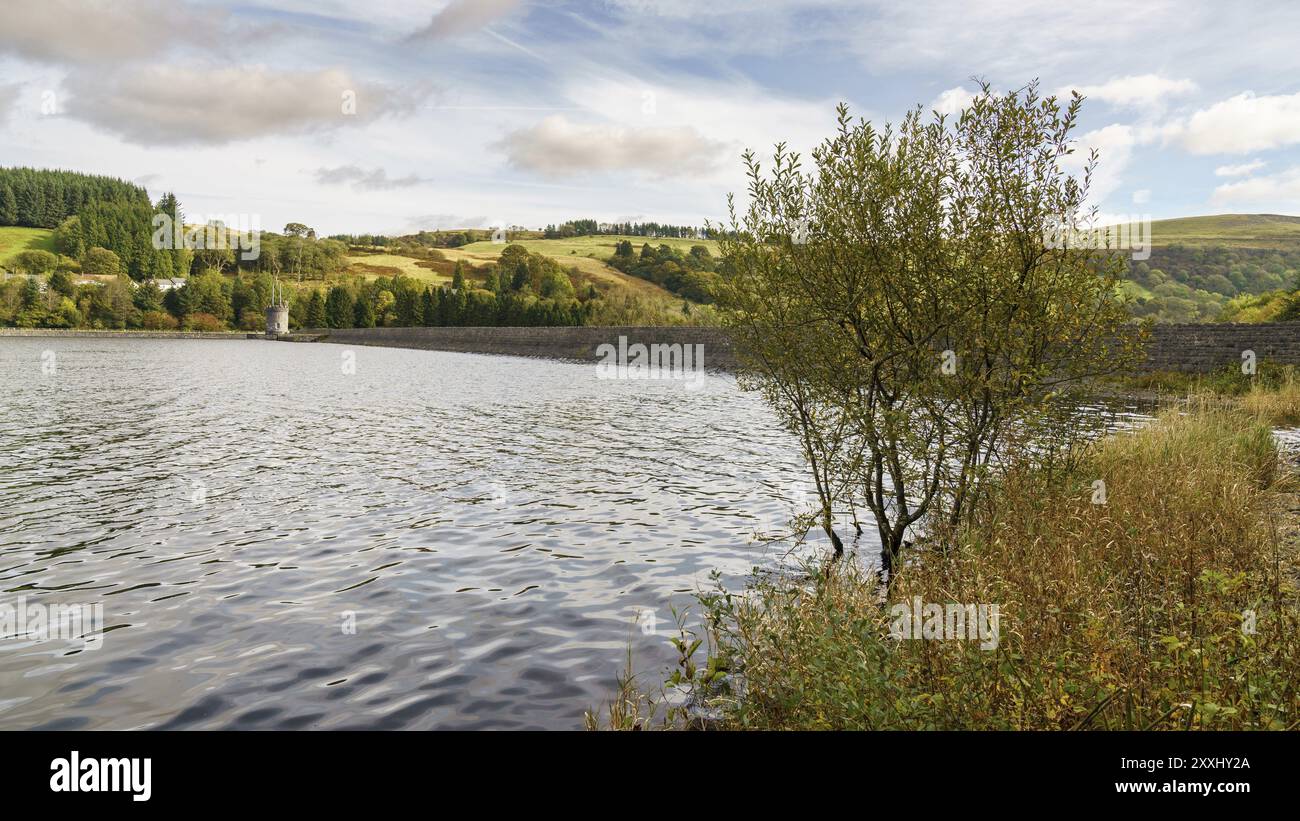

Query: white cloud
[1059,74,1196,108]
[1215,159,1266,178]
[928,86,977,117]
[0,1,223,65]
[0,82,20,126]
[315,165,428,190]
[1062,123,1141,205]
[494,115,726,178]
[847,0,1188,75]
[1212,166,1300,206]
[564,73,853,173]
[61,65,416,146]
[399,213,494,232]
[1170,91,1300,155]
[409,0,522,40]
[599,0,1187,78]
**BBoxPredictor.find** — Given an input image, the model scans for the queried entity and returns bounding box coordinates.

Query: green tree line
[1127,244,1300,322]
[542,219,712,239]
[0,167,149,229]
[1,245,596,331]
[608,240,721,303]
[297,249,590,330]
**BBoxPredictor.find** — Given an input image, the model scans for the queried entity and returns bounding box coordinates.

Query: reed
[598,404,1300,729]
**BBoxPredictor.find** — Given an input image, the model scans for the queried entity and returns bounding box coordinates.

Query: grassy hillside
[1112,214,1300,322]
[436,237,695,304]
[0,226,57,265]
[1147,214,1300,250]
[344,237,703,324]
[460,235,720,307]
[458,234,719,259]
[345,252,454,286]
[346,244,676,299]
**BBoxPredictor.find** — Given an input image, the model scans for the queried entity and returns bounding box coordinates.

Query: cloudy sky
[2,0,1299,236]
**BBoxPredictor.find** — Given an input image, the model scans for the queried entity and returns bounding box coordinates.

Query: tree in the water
[717,82,1145,569]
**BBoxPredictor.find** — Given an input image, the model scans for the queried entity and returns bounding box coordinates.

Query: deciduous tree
[718,82,1145,569]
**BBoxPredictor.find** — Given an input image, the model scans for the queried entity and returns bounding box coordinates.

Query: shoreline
[10,325,1300,384]
[0,329,248,340]
[595,402,1300,730]
[297,325,740,370]
[0,325,743,371]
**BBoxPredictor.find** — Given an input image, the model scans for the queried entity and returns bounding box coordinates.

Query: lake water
[0,338,824,729]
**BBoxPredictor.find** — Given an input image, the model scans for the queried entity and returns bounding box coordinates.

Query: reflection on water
[0,338,830,729]
[0,339,1180,729]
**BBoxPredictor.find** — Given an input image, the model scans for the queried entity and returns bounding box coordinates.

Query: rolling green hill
[11,211,1300,326]
[1109,215,1300,322]
[1146,214,1300,250]
[0,226,57,265]
[357,219,1300,325]
[458,233,719,259]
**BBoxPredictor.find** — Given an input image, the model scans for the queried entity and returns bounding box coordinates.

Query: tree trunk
[879,528,906,589]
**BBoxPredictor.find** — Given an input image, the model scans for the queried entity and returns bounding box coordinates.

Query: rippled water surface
[0,338,828,729]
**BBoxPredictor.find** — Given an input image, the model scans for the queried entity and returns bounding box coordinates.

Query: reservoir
[0,337,817,729]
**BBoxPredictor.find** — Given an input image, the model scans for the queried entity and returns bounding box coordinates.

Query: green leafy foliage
[718,82,1144,563]
[608,241,720,303]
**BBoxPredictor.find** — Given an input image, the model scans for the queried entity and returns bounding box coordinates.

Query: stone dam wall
[299,325,741,370]
[7,324,1300,374]
[1141,323,1300,372]
[301,323,1300,374]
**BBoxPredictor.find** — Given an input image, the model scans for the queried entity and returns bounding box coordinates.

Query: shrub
[1240,368,1300,426]
[140,310,179,330]
[630,408,1300,731]
[238,310,264,332]
[81,247,123,276]
[183,312,225,332]
[13,249,58,275]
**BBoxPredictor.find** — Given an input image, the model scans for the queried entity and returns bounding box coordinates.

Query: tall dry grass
[665,408,1300,730]
[1240,369,1300,427]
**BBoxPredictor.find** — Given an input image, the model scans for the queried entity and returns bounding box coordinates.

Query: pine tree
[0,184,17,225]
[353,293,375,328]
[305,290,327,328]
[134,280,164,313]
[21,276,41,309]
[18,185,44,227]
[421,288,437,326]
[325,285,354,329]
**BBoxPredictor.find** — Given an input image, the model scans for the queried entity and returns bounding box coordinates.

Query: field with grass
[344,252,454,285]
[425,238,693,306]
[458,234,719,260]
[0,226,57,265]
[1143,213,1300,250]
[1116,279,1153,301]
[344,238,702,324]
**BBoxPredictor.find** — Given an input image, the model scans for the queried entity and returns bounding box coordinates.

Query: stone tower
[265,278,289,336]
